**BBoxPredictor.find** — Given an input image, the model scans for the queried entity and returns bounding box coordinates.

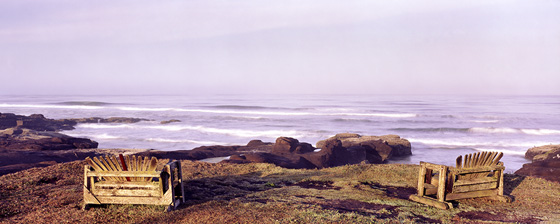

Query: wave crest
[469,127,560,135]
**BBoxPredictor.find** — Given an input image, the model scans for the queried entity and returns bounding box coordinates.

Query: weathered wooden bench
[409,151,511,209]
[83,155,185,211]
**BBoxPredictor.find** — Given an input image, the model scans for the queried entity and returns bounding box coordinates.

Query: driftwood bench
[409,151,511,209]
[83,155,185,211]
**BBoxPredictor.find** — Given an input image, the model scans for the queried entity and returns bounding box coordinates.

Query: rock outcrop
[0,128,98,150]
[135,140,274,161]
[272,137,315,154]
[224,135,412,169]
[316,133,412,159]
[1,113,152,132]
[0,113,76,131]
[66,117,152,124]
[160,119,181,124]
[515,145,560,183]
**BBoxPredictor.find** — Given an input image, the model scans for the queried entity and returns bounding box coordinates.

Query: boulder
[272,137,300,153]
[524,145,560,161]
[316,133,412,159]
[515,145,560,183]
[0,128,98,150]
[303,139,346,168]
[246,140,267,147]
[272,137,314,154]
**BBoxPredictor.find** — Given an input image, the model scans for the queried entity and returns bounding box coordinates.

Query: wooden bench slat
[87,171,161,177]
[454,176,497,186]
[94,189,160,197]
[95,181,160,189]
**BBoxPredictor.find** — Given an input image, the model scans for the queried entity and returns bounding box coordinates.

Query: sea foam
[0,103,103,110]
[469,127,560,135]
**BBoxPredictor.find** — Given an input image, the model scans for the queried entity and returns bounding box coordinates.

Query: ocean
[1,94,558,173]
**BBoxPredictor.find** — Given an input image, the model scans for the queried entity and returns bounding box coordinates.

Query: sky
[0,0,559,95]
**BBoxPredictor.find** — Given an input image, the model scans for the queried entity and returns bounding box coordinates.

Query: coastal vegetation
[1,159,558,223]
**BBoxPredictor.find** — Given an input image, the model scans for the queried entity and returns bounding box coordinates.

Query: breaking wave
[0,103,103,110]
[409,138,554,152]
[145,138,232,146]
[115,106,416,118]
[391,127,560,136]
[469,127,560,135]
[77,123,304,139]
[55,101,114,106]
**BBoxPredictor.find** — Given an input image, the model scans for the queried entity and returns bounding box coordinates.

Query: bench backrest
[85,155,158,182]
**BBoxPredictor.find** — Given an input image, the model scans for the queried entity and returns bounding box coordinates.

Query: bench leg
[409,194,453,210]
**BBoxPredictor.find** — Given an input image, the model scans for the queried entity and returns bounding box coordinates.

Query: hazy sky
[1,0,559,95]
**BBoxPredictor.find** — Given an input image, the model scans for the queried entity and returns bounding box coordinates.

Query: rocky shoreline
[1,112,559,183]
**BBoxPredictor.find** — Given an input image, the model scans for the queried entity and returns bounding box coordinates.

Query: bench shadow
[176,169,323,210]
[502,174,525,202]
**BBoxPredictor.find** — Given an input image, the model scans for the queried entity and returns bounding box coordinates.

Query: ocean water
[1,94,558,173]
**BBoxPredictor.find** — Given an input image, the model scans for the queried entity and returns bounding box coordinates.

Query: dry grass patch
[1,159,559,223]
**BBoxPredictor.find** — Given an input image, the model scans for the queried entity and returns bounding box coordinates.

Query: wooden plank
[420,162,446,170]
[409,195,452,209]
[130,155,138,180]
[425,169,432,185]
[99,156,114,171]
[119,154,131,181]
[445,189,497,201]
[86,171,161,177]
[452,166,504,175]
[483,152,496,166]
[83,188,101,204]
[454,176,497,186]
[498,166,504,196]
[93,157,109,171]
[94,196,171,205]
[104,156,118,171]
[136,156,142,171]
[456,155,462,168]
[85,158,103,173]
[437,166,447,202]
[146,157,158,181]
[93,189,160,197]
[424,183,437,195]
[105,156,125,181]
[93,157,117,181]
[453,182,498,193]
[95,181,160,189]
[142,156,150,172]
[492,152,503,165]
[136,156,143,181]
[110,155,128,181]
[418,163,427,197]
[125,155,132,172]
[473,152,481,167]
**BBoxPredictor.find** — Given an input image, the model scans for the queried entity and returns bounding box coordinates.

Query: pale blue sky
[1,0,559,95]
